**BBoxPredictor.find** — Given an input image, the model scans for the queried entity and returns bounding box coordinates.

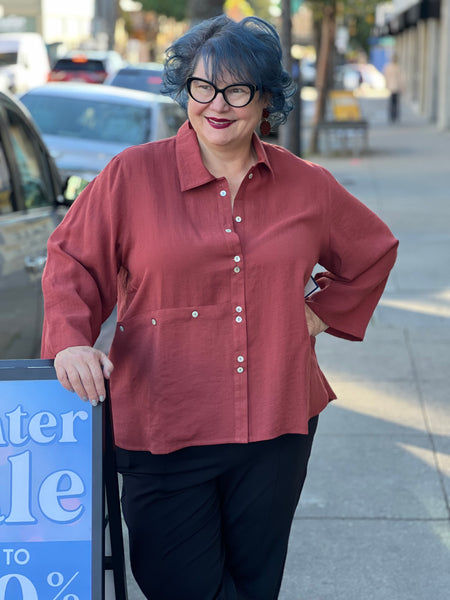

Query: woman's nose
[209,91,229,111]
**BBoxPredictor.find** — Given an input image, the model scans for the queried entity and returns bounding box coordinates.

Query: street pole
[291,58,302,157]
[94,0,118,50]
[278,0,293,151]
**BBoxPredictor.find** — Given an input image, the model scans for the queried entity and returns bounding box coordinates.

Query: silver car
[20,82,187,181]
[0,91,78,358]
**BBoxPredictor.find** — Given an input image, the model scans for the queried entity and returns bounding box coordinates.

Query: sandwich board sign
[0,359,127,600]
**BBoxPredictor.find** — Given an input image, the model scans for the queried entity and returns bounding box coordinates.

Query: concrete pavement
[120,98,450,599]
[279,100,450,599]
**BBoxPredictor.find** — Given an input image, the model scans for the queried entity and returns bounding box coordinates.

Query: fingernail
[91,399,98,407]
[82,397,88,402]
[99,395,105,403]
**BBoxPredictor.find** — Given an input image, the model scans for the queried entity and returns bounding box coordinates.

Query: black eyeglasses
[186,77,257,108]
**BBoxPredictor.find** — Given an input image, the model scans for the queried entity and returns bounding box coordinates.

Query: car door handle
[24,255,47,274]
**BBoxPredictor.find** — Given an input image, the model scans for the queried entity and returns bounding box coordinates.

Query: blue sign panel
[0,362,102,600]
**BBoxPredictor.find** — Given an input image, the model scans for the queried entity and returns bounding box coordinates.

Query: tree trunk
[309,1,336,154]
[188,0,225,25]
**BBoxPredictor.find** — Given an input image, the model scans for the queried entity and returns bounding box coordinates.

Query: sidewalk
[279,103,450,599]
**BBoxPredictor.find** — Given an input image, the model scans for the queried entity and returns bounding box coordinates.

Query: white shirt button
[220,190,227,197]
[234,266,241,273]
[236,316,243,323]
[151,319,157,326]
[237,355,245,363]
[225,228,232,233]
[234,256,241,263]
[235,216,242,223]
[192,311,199,318]
[237,366,244,374]
[236,306,243,313]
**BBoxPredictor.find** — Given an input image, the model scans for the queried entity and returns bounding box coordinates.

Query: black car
[0,91,84,358]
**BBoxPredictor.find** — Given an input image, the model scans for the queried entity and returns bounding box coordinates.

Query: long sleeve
[41,157,123,358]
[306,167,398,341]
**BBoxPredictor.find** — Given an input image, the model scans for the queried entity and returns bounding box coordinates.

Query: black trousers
[118,416,318,600]
[389,92,400,122]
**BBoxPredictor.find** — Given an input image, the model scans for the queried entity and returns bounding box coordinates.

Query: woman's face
[187,59,267,155]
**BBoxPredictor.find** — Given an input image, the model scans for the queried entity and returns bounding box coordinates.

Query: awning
[374,0,441,36]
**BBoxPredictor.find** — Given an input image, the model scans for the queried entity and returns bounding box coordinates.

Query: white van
[0,33,50,94]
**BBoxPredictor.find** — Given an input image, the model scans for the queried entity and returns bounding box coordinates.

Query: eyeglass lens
[188,78,254,107]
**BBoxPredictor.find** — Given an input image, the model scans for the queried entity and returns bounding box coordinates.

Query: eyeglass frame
[186,77,258,108]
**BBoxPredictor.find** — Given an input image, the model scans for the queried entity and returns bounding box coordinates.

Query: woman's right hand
[54,346,114,406]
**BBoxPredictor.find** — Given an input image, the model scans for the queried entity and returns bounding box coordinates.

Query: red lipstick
[206,117,234,129]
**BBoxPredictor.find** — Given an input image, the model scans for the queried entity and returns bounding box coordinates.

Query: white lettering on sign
[0,404,89,526]
[2,548,31,566]
[0,574,38,599]
[0,451,85,525]
[39,470,85,523]
[0,406,88,446]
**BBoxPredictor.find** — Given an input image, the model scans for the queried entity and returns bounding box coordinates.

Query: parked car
[20,83,187,181]
[105,62,164,94]
[47,50,125,84]
[0,90,85,359]
[0,32,50,94]
[334,63,386,92]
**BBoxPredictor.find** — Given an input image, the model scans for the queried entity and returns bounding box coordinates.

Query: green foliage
[248,0,272,20]
[306,0,379,53]
[139,0,187,21]
[348,15,374,54]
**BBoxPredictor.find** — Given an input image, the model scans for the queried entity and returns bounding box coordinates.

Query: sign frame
[0,359,127,600]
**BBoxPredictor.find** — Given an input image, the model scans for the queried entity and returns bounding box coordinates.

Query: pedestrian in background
[384,53,405,122]
[41,15,398,600]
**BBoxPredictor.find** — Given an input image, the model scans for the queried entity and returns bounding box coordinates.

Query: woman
[42,15,398,600]
[383,53,405,122]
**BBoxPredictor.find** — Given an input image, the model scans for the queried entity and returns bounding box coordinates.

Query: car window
[0,51,18,66]
[53,58,106,72]
[0,140,13,214]
[111,70,163,94]
[23,95,151,145]
[5,106,55,209]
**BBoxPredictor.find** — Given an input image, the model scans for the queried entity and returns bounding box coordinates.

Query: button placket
[221,186,248,441]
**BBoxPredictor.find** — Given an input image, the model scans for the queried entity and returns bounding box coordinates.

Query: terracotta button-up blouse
[41,121,398,454]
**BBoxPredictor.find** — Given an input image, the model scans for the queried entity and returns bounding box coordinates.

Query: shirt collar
[176,120,274,192]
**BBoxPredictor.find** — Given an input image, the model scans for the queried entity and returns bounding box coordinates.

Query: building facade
[0,0,100,48]
[375,0,450,129]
